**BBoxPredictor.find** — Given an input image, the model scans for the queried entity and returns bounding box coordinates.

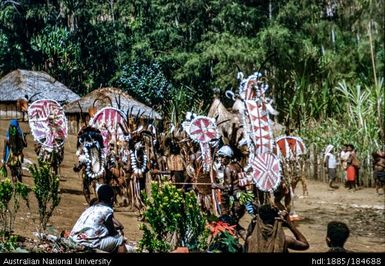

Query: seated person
[326,221,350,252]
[69,184,127,253]
[245,204,309,252]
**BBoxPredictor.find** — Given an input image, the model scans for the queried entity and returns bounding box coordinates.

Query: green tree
[114,61,173,107]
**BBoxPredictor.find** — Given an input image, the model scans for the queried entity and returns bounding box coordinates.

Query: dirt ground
[0,120,384,252]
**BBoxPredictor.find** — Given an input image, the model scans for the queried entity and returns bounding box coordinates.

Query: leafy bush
[29,162,60,232]
[0,178,29,241]
[207,231,240,253]
[138,181,207,252]
[0,234,19,252]
[206,220,241,253]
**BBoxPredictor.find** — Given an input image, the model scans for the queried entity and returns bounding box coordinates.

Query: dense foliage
[0,0,383,153]
[139,181,207,252]
[0,178,29,239]
[114,61,172,106]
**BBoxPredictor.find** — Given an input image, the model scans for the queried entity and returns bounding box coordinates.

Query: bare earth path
[0,120,384,252]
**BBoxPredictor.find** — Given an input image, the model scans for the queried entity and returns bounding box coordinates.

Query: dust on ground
[0,120,384,252]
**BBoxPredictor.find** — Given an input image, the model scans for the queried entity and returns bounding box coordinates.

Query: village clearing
[0,120,384,253]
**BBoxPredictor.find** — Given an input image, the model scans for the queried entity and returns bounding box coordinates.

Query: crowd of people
[1,74,382,253]
[1,116,381,254]
[1,69,381,253]
[69,182,353,253]
[324,143,385,195]
[67,138,362,253]
[65,130,383,253]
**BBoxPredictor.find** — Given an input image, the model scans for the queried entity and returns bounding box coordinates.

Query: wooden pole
[368,20,378,87]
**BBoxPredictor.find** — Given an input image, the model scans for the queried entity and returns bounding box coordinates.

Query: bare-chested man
[245,204,309,252]
[372,147,385,195]
[212,145,247,238]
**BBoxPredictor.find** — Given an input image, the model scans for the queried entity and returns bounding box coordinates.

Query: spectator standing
[324,145,338,189]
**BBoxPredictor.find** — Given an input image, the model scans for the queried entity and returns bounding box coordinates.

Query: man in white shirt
[70,185,127,253]
[325,145,338,189]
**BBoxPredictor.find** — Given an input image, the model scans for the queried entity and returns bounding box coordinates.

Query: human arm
[279,212,309,250]
[182,172,193,191]
[105,214,119,236]
[377,158,385,168]
[22,133,28,147]
[2,139,7,164]
[324,155,329,169]
[347,151,357,165]
[113,217,125,236]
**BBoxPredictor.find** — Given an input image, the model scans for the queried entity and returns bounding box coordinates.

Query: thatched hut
[208,95,285,143]
[0,69,80,119]
[208,96,242,144]
[63,87,162,134]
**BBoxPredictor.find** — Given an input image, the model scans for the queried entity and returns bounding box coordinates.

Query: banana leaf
[238,191,254,205]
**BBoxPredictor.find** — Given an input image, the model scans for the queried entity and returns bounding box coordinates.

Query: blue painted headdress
[6,119,24,139]
[3,119,25,163]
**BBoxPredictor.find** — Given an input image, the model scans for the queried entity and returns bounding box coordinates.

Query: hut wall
[66,113,77,135]
[65,113,91,135]
[0,102,25,120]
[66,113,84,135]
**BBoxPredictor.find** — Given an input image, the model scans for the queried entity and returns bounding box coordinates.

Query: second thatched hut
[63,87,162,134]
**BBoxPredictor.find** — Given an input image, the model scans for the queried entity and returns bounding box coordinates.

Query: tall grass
[335,80,383,156]
[296,79,383,186]
[164,85,209,126]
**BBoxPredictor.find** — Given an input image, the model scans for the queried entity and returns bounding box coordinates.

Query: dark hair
[218,214,237,226]
[346,144,355,151]
[327,221,350,247]
[89,197,98,206]
[97,185,115,204]
[258,204,279,225]
[170,143,180,155]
